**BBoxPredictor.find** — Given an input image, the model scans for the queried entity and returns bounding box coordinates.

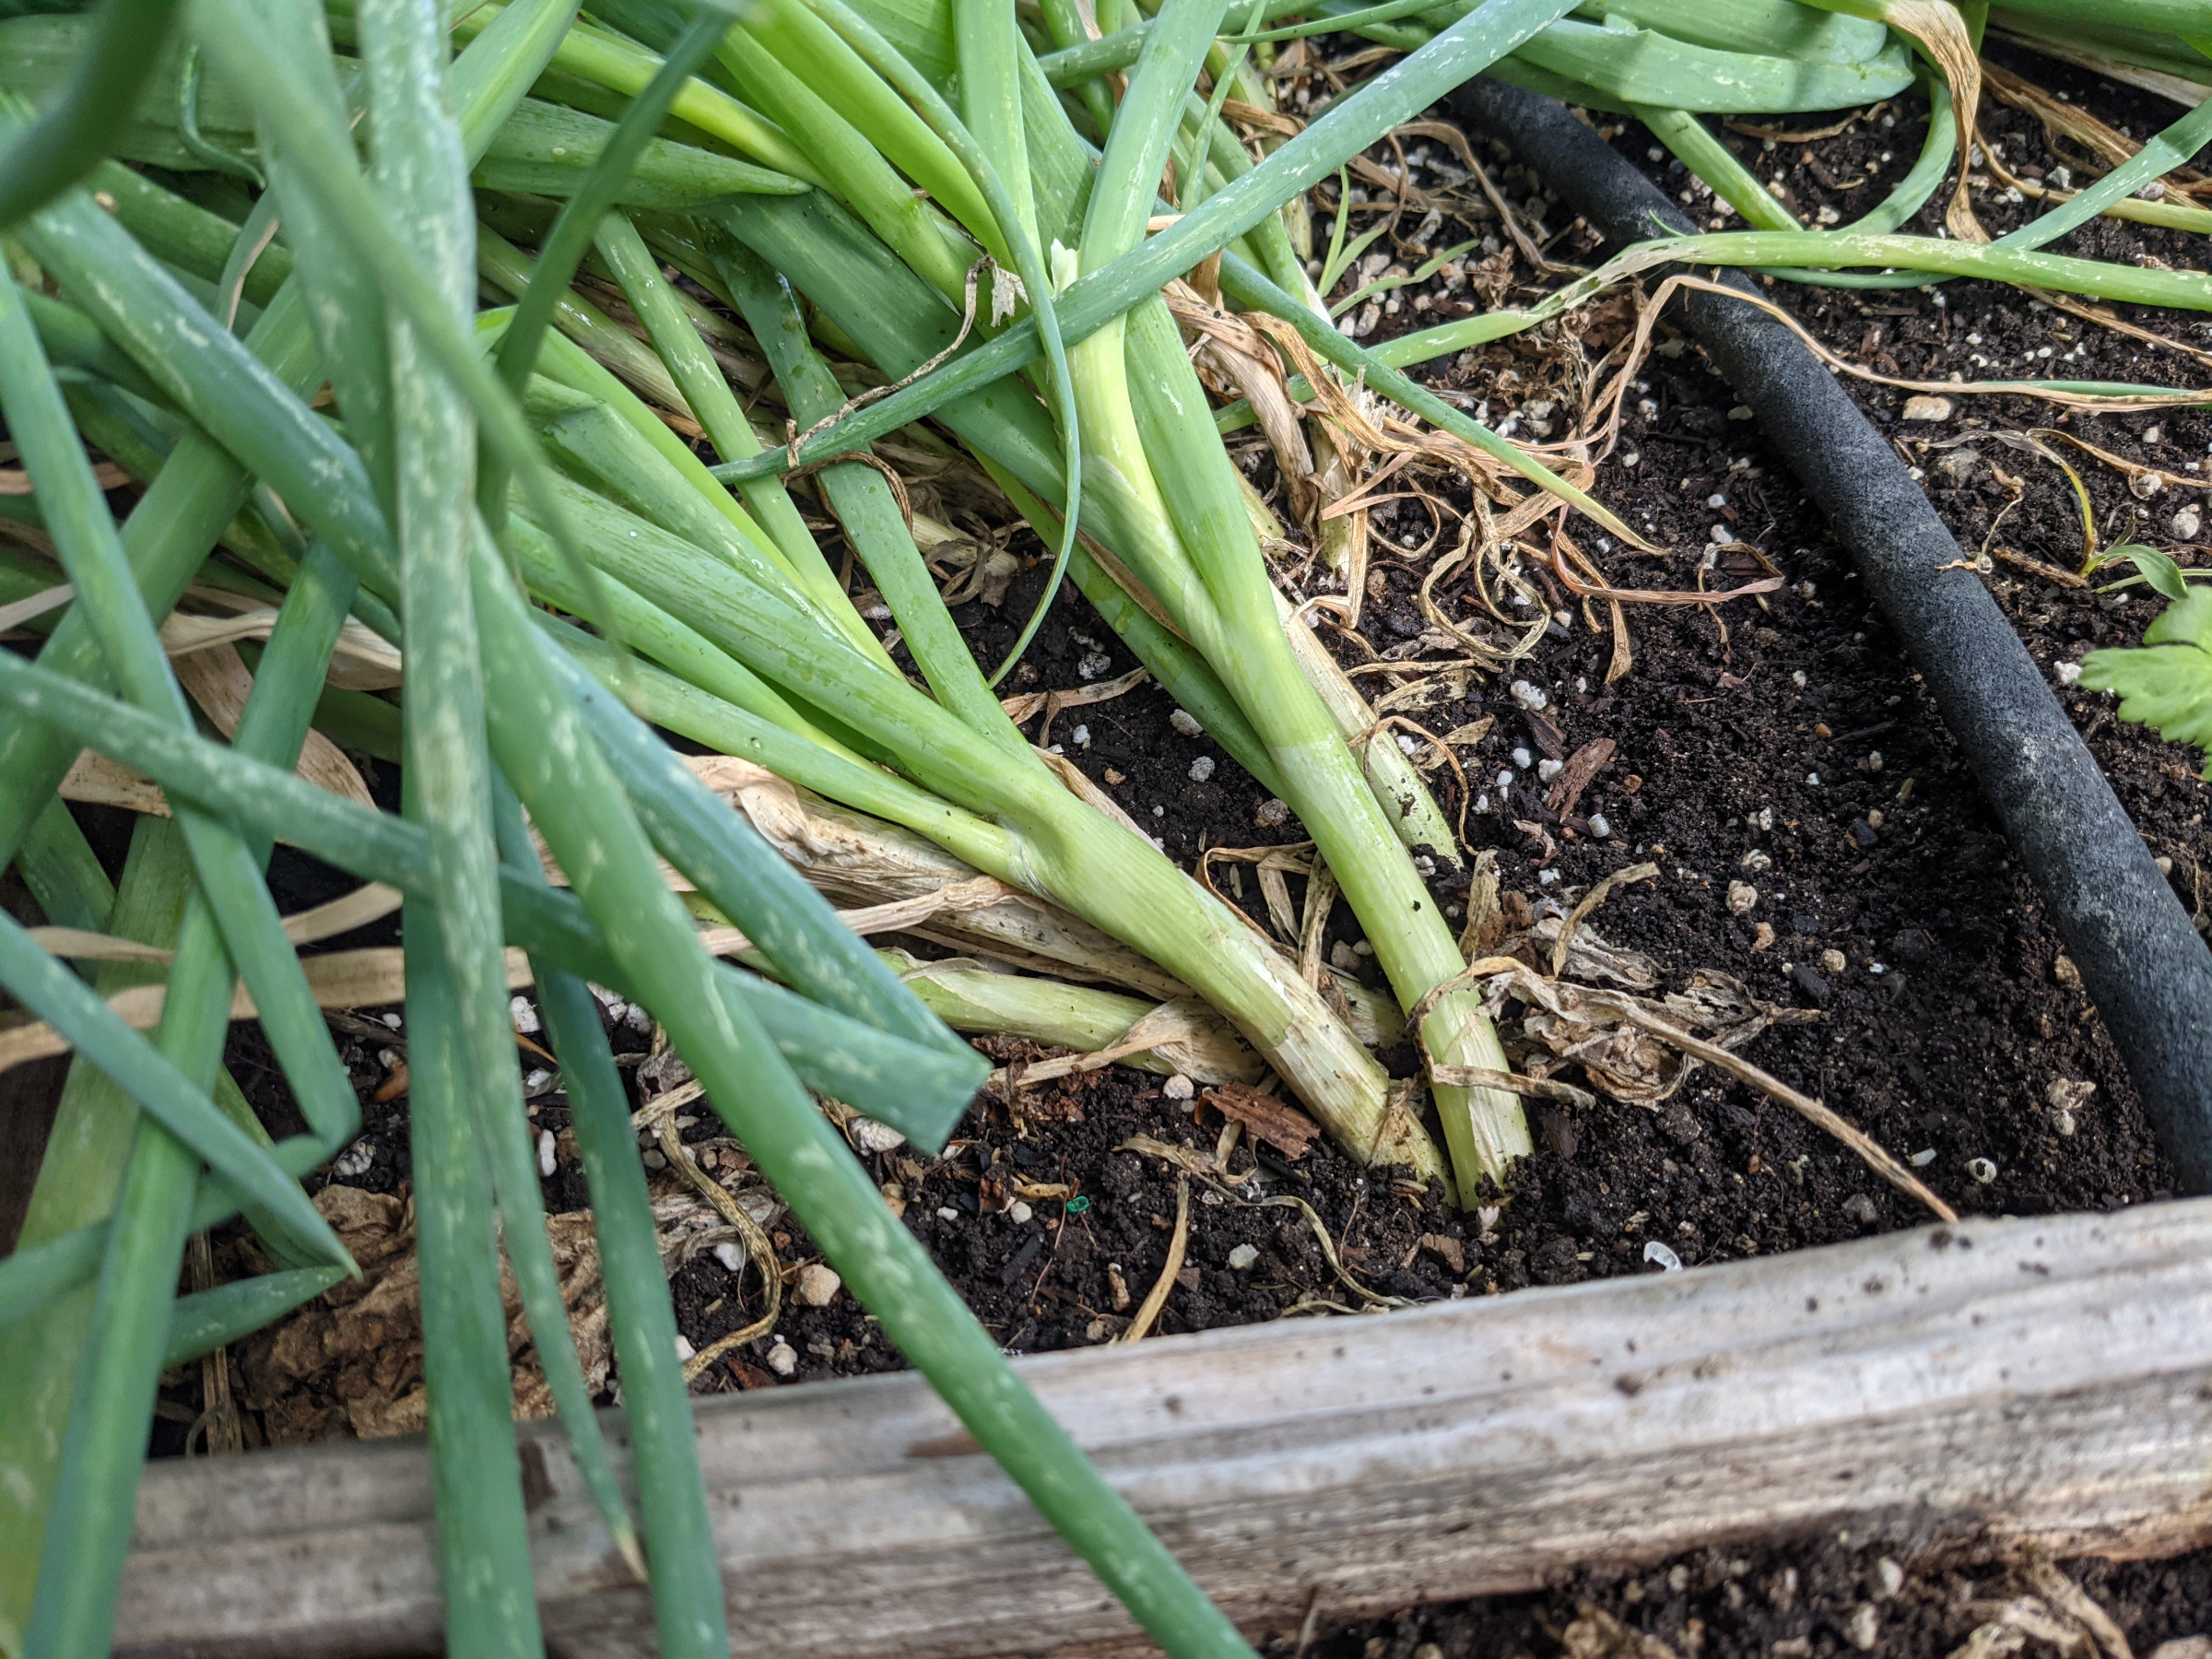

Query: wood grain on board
[114,1201,2212,1657]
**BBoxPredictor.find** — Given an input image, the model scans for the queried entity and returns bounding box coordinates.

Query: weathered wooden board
[115,1201,2212,1658]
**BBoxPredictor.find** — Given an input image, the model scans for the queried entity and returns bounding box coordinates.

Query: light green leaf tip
[2080,587,2212,777]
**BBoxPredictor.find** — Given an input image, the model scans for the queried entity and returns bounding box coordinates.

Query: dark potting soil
[1270,1536,2212,1659]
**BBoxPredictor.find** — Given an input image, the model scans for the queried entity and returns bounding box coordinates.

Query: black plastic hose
[1445,76,2212,1192]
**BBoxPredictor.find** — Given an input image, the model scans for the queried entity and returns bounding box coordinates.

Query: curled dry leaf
[238,1177,783,1443]
[235,1186,607,1444]
[1201,1080,1322,1159]
[686,753,1187,1002]
[1477,959,1799,1107]
[1168,283,1317,526]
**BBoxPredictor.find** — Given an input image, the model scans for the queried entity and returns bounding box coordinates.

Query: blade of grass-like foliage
[533,602,1017,865]
[0,818,183,1653]
[956,0,1035,241]
[0,47,582,1546]
[520,379,898,672]
[0,0,180,229]
[0,0,583,873]
[490,783,730,1659]
[1036,21,1146,85]
[478,93,813,204]
[184,0,618,652]
[0,1226,107,1329]
[485,3,734,528]
[591,0,977,297]
[1559,227,2212,310]
[361,0,641,1579]
[1035,0,1115,133]
[1996,91,2212,253]
[1067,4,1526,1198]
[532,608,977,1056]
[242,0,405,527]
[712,0,1579,486]
[175,40,264,182]
[0,918,346,1267]
[159,1266,349,1369]
[1609,85,1963,294]
[0,647,992,1135]
[0,263,363,1153]
[588,211,849,619]
[495,507,865,759]
[15,796,114,933]
[0,1134,333,1326]
[712,235,1020,743]
[450,0,821,182]
[747,0,1000,249]
[0,295,296,870]
[1030,0,1442,83]
[25,1112,301,1659]
[1639,106,1800,230]
[402,896,547,1659]
[11,176,400,593]
[786,0,1081,684]
[22,288,171,406]
[1174,0,1260,223]
[78,158,294,310]
[477,224,696,412]
[7,516,359,1659]
[213,174,281,335]
[467,523,1254,1659]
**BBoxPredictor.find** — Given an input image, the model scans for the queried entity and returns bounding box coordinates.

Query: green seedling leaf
[2080,587,2212,777]
[2088,541,2201,604]
[1322,217,1393,303]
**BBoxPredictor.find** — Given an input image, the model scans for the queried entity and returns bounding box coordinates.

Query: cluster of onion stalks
[3,0,2207,1652]
[0,0,1584,1646]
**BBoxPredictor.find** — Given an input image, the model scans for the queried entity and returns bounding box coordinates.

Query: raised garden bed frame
[115,1198,2212,1657]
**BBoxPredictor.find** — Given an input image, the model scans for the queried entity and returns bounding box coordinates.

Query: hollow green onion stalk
[1036,0,1521,1195]
[680,0,1584,1196]
[472,528,1257,1658]
[0,262,354,1659]
[499,362,1443,1175]
[493,779,732,1659]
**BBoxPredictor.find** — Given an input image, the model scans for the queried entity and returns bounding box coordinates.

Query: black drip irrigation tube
[1444,76,2212,1192]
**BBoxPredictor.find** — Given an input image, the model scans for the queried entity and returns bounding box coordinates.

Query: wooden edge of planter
[116,1200,2212,1658]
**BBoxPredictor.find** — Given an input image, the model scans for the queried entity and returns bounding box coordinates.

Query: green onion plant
[3,0,2206,1653]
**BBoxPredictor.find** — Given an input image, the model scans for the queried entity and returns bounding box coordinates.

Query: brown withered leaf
[1202,1081,1320,1159]
[239,1186,611,1443]
[1547,737,1617,818]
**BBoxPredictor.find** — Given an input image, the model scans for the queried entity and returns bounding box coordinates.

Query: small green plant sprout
[2080,578,2212,779]
[2086,540,2207,604]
